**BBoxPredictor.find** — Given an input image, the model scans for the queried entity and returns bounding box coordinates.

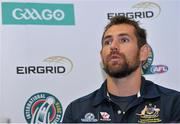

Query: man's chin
[108,66,123,72]
[108,72,128,78]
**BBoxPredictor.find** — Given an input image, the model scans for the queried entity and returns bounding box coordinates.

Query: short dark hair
[101,16,147,48]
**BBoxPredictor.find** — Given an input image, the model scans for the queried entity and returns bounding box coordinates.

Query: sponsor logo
[141,46,168,75]
[132,2,161,19]
[24,92,63,123]
[2,2,75,25]
[16,56,73,75]
[81,113,98,122]
[107,1,161,20]
[100,112,111,121]
[136,103,161,123]
[150,65,168,74]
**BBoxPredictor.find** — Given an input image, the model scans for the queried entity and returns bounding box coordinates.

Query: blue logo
[142,46,168,75]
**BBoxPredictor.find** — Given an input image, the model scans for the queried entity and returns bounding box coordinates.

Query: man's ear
[100,49,103,59]
[140,44,150,62]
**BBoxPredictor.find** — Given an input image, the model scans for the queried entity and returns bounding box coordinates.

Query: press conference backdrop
[0,0,180,123]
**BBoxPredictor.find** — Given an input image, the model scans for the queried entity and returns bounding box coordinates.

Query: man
[62,16,180,123]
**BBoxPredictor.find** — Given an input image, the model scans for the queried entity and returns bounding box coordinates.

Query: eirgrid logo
[2,2,75,25]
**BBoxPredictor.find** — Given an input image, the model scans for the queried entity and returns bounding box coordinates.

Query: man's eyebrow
[103,35,112,40]
[118,33,130,37]
[103,33,130,40]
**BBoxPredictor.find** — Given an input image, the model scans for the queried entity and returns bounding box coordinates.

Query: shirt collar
[92,80,109,106]
[92,76,160,106]
[140,76,161,99]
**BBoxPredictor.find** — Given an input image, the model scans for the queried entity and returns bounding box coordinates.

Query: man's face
[101,24,141,78]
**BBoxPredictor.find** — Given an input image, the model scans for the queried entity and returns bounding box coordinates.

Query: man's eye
[103,39,112,45]
[120,38,130,43]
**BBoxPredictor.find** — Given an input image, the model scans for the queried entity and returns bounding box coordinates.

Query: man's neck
[107,68,142,97]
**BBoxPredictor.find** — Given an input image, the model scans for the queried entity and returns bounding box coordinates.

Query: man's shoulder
[70,89,99,105]
[154,82,180,97]
[62,88,102,122]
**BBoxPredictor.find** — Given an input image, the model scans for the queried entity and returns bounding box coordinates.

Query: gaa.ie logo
[2,2,75,25]
[142,46,168,75]
[12,8,65,21]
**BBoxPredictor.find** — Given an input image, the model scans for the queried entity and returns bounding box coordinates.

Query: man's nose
[110,40,119,51]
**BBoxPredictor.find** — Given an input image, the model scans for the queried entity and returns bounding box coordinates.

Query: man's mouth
[108,54,121,62]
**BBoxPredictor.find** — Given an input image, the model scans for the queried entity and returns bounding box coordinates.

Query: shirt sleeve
[62,103,74,123]
[171,93,180,122]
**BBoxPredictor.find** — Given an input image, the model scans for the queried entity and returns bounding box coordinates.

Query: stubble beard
[103,53,140,78]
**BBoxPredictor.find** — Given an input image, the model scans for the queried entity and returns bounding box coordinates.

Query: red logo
[100,112,111,121]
